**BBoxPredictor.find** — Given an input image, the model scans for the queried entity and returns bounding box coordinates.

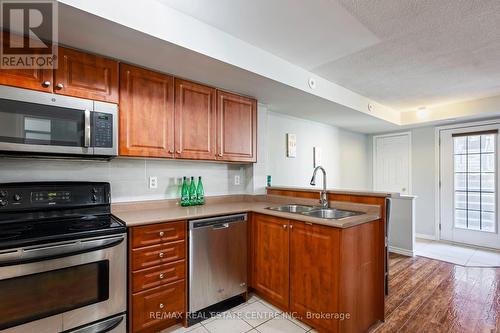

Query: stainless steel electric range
[0,182,127,333]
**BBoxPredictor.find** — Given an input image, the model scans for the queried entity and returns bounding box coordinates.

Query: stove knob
[0,190,7,198]
[13,194,21,201]
[0,199,7,207]
[91,194,97,202]
[91,188,98,194]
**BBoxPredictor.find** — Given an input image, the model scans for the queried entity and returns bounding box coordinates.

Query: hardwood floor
[368,253,500,333]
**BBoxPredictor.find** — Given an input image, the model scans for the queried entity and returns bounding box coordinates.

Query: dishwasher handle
[189,213,247,229]
[212,223,229,230]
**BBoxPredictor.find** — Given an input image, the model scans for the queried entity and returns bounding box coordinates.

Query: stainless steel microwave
[0,85,118,158]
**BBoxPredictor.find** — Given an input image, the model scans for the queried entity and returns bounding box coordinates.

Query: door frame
[372,131,412,194]
[435,118,500,241]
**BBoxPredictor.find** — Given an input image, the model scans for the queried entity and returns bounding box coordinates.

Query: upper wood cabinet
[54,47,119,103]
[0,32,52,92]
[252,214,290,310]
[216,90,257,162]
[119,64,175,158]
[174,79,217,160]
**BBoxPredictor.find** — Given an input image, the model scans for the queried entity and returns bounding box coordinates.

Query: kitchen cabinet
[289,221,340,333]
[129,221,187,333]
[0,35,119,101]
[54,47,119,103]
[251,214,290,310]
[251,213,384,333]
[0,32,52,92]
[216,90,257,162]
[119,64,175,158]
[174,79,217,160]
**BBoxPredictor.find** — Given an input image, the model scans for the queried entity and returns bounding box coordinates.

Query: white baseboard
[416,233,437,240]
[388,246,414,257]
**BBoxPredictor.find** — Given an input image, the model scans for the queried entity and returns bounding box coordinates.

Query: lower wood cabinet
[129,221,187,333]
[251,214,384,333]
[251,214,290,310]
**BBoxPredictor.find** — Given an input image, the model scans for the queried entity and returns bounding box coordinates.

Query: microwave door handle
[84,109,91,148]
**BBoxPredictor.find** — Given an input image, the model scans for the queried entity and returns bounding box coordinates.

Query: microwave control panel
[92,112,113,148]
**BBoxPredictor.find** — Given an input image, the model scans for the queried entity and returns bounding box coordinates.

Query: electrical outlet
[149,176,158,189]
[234,175,241,185]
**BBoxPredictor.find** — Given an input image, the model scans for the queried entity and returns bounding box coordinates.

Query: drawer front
[132,241,185,271]
[132,260,185,293]
[132,280,185,333]
[132,221,186,248]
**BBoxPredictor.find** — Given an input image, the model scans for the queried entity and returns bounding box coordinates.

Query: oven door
[0,234,126,333]
[0,85,94,156]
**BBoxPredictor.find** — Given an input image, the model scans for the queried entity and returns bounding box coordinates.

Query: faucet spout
[310,166,328,208]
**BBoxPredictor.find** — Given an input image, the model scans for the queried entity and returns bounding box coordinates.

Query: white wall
[0,158,250,202]
[264,110,372,190]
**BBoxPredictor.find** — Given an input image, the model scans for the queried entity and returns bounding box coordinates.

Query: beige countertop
[112,195,381,228]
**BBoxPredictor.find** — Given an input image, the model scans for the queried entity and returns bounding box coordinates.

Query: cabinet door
[0,32,52,92]
[119,64,175,158]
[252,214,290,310]
[216,91,257,162]
[174,79,216,160]
[54,47,119,103]
[289,221,340,333]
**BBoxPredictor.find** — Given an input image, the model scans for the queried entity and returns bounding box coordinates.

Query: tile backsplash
[0,157,252,202]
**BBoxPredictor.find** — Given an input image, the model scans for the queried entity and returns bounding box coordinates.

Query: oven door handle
[0,235,125,267]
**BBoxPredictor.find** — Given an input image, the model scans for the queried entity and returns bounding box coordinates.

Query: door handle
[84,109,91,148]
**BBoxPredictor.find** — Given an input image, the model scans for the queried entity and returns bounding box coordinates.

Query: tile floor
[160,294,318,333]
[415,238,500,266]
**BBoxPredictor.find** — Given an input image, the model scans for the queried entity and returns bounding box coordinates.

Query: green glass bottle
[188,176,197,206]
[196,176,205,205]
[180,177,189,207]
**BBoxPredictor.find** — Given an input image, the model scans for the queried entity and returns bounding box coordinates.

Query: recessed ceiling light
[416,106,428,118]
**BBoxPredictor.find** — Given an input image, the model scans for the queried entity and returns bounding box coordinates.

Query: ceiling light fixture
[416,106,428,118]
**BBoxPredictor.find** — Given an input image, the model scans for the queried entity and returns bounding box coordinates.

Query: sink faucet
[310,166,328,208]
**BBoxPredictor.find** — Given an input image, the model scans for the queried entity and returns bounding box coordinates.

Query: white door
[373,133,411,194]
[440,124,500,249]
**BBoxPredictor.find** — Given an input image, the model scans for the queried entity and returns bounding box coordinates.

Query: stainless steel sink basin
[267,205,363,220]
[267,204,315,213]
[301,208,362,220]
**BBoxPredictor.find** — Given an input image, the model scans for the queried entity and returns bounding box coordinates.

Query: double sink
[266,204,363,220]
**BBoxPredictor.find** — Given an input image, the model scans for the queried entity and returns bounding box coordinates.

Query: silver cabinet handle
[41,81,51,87]
[84,109,91,148]
[289,224,293,229]
[159,231,165,237]
[282,224,288,229]
[159,252,164,258]
[159,303,165,309]
[55,83,64,90]
[159,273,164,279]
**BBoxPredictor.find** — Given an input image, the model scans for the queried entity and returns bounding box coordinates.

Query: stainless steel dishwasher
[189,213,247,313]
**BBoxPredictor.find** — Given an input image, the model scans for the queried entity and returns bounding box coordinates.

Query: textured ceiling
[158,0,500,111]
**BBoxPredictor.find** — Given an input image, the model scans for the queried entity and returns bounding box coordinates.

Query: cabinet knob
[168,149,174,154]
[159,303,165,309]
[159,252,164,258]
[218,153,223,157]
[282,224,288,229]
[41,81,51,87]
[159,273,164,279]
[289,224,293,229]
[176,150,181,154]
[159,231,165,237]
[55,83,64,90]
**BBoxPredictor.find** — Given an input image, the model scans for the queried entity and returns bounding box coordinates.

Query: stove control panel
[0,182,110,211]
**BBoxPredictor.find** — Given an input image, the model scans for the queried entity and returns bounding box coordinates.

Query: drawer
[132,279,185,333]
[132,260,185,293]
[132,240,185,271]
[132,221,186,249]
